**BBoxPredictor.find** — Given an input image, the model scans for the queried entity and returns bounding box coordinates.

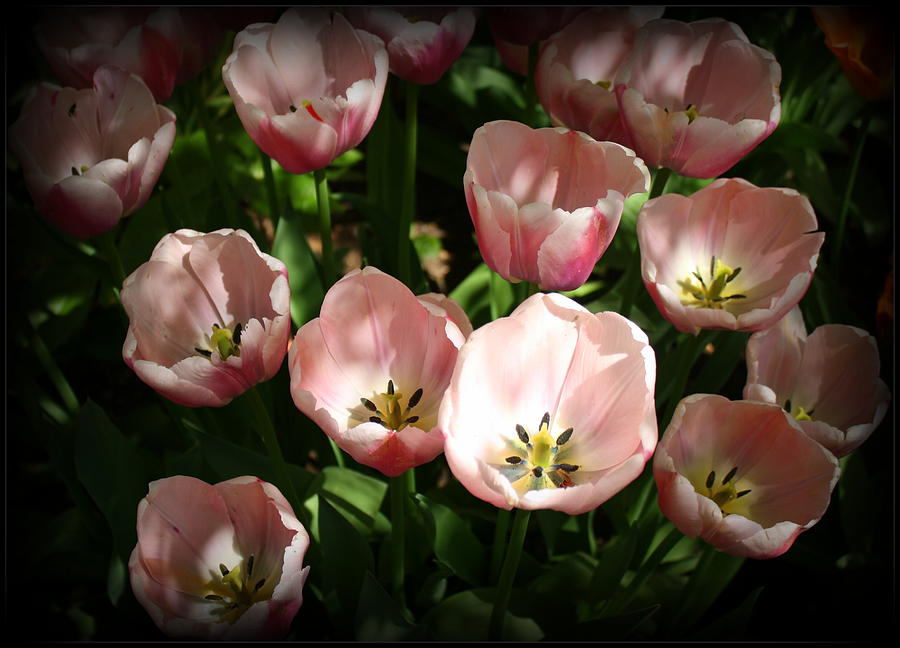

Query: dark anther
[710,256,716,278]
[254,578,266,592]
[369,416,384,424]
[516,424,529,444]
[807,409,815,416]
[784,399,792,412]
[361,398,378,411]
[706,471,716,489]
[692,271,706,287]
[726,267,742,283]
[233,323,243,345]
[556,427,574,446]
[722,467,738,485]
[195,348,212,357]
[403,415,420,425]
[505,456,522,464]
[692,292,705,301]
[71,166,79,176]
[68,103,76,116]
[219,563,230,577]
[247,554,254,577]
[387,380,395,395]
[736,489,752,498]
[728,294,747,300]
[408,388,423,409]
[554,463,580,472]
[205,594,224,601]
[540,412,551,429]
[289,104,297,112]
[532,466,544,478]
[212,323,221,330]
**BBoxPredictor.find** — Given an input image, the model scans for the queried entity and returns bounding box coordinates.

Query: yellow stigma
[360,380,424,432]
[502,413,579,492]
[209,324,240,360]
[677,256,747,310]
[595,80,612,90]
[701,467,751,515]
[684,103,699,123]
[794,406,813,421]
[205,556,269,624]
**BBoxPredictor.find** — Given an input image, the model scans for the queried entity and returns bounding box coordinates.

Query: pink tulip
[654,394,840,559]
[465,120,650,292]
[637,177,825,334]
[222,8,388,175]
[614,18,781,178]
[121,229,291,408]
[744,306,890,458]
[439,293,657,515]
[344,7,477,85]
[129,475,310,640]
[8,65,176,239]
[288,267,471,477]
[34,7,180,102]
[535,7,663,144]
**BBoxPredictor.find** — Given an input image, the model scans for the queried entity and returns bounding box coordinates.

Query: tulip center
[360,379,424,431]
[195,323,243,361]
[700,466,752,514]
[289,100,324,122]
[500,412,580,491]
[785,399,815,421]
[677,256,746,310]
[204,554,269,624]
[595,80,612,90]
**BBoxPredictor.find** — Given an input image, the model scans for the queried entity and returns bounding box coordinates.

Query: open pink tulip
[465,120,650,292]
[345,7,477,85]
[129,475,310,640]
[121,229,291,408]
[8,65,176,239]
[288,266,471,477]
[34,7,180,102]
[637,177,825,334]
[744,306,890,458]
[654,394,840,559]
[222,8,388,175]
[535,7,663,144]
[614,18,781,178]
[439,293,657,515]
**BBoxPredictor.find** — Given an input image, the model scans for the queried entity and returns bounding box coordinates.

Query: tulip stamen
[702,465,752,513]
[678,257,746,310]
[302,100,324,122]
[502,415,580,491]
[358,380,425,431]
[68,103,76,116]
[198,323,244,360]
[205,557,271,624]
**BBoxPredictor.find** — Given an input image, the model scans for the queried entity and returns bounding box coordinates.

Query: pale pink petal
[744,306,807,407]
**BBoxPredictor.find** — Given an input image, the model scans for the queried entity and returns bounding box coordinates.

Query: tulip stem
[328,438,345,468]
[390,472,409,608]
[398,81,419,288]
[96,230,126,290]
[490,509,512,582]
[29,323,80,416]
[261,149,280,237]
[833,110,870,272]
[490,508,531,640]
[661,331,709,428]
[246,386,304,522]
[313,168,337,287]
[619,167,671,318]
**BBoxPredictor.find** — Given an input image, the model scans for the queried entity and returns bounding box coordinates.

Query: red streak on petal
[303,101,324,122]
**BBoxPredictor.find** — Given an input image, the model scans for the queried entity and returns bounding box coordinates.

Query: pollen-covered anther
[677,256,747,310]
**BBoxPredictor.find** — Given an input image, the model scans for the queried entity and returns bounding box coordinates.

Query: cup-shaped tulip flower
[34,7,180,102]
[288,266,472,477]
[345,7,476,85]
[637,177,825,334]
[439,293,657,515]
[129,475,310,640]
[614,18,781,178]
[655,394,840,559]
[465,120,650,292]
[222,8,388,175]
[121,229,291,408]
[744,306,890,458]
[535,7,663,144]
[8,66,176,239]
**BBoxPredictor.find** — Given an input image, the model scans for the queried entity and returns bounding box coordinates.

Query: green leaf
[689,586,763,640]
[414,494,487,586]
[354,571,428,641]
[315,466,388,536]
[271,203,325,327]
[73,401,149,562]
[106,553,126,607]
[549,604,660,641]
[118,196,171,276]
[589,531,638,608]
[422,589,543,641]
[666,546,744,635]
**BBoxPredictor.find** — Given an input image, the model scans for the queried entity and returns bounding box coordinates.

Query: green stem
[261,148,280,238]
[619,167,672,318]
[398,81,419,287]
[96,229,126,289]
[585,509,598,557]
[195,81,241,230]
[328,437,346,468]
[490,508,531,640]
[833,110,870,271]
[390,472,409,607]
[29,325,80,416]
[661,331,709,429]
[313,167,336,288]
[603,524,682,616]
[525,42,540,126]
[246,386,304,523]
[490,509,512,583]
